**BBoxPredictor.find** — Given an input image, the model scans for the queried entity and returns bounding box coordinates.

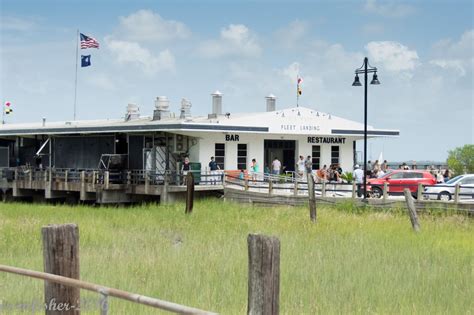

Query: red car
[367,170,436,198]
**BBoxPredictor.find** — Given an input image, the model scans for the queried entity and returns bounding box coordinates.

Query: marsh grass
[0,200,472,314]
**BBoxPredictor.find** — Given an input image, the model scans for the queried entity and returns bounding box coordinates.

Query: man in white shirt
[271,157,281,176]
[353,164,365,197]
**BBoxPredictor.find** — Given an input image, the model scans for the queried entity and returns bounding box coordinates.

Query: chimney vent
[180,98,192,119]
[125,103,140,121]
[265,94,276,112]
[211,90,222,115]
[153,96,170,120]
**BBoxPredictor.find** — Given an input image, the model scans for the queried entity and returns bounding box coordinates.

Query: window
[237,144,247,170]
[215,143,225,169]
[331,146,340,164]
[460,178,474,185]
[389,172,404,179]
[312,145,320,170]
[404,172,423,179]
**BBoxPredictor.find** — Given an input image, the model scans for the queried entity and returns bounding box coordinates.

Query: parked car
[423,174,474,201]
[367,170,436,198]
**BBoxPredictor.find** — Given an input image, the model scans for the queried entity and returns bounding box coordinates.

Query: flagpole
[296,75,299,107]
[73,29,79,121]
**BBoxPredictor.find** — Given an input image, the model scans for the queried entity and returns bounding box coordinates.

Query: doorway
[264,140,296,173]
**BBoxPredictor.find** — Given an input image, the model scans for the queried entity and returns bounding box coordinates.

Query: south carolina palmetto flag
[297,76,303,95]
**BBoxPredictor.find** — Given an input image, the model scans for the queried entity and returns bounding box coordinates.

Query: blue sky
[1,0,473,162]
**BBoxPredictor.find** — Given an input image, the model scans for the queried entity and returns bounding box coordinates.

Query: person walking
[208,156,220,185]
[353,164,364,197]
[296,155,305,180]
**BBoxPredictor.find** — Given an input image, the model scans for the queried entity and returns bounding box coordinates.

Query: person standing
[250,158,259,182]
[296,155,305,180]
[271,157,281,177]
[181,156,191,185]
[208,156,220,185]
[353,164,364,197]
[381,160,388,172]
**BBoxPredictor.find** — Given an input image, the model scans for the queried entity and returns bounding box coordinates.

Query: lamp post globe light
[352,57,380,201]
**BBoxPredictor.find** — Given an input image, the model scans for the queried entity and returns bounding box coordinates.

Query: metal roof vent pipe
[153,96,170,120]
[209,90,222,119]
[266,94,276,112]
[42,117,46,127]
[125,103,140,121]
[180,98,192,119]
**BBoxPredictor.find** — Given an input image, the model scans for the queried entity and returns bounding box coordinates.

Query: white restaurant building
[0,92,399,175]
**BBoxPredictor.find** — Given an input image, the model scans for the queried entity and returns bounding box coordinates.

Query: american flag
[80,33,99,49]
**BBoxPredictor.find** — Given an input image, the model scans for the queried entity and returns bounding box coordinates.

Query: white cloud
[116,10,190,42]
[275,20,310,47]
[0,16,36,31]
[106,39,175,75]
[364,0,415,18]
[199,24,262,58]
[366,41,419,72]
[88,73,117,91]
[429,29,473,77]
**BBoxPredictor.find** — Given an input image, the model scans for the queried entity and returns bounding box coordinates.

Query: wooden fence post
[307,174,317,222]
[293,181,298,196]
[403,189,420,232]
[42,224,80,314]
[247,234,280,315]
[351,182,356,200]
[268,180,273,196]
[383,182,388,202]
[185,172,194,214]
[454,184,460,203]
[104,171,110,190]
[321,181,326,198]
[244,178,249,191]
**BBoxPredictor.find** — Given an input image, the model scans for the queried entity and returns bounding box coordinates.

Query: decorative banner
[81,55,91,67]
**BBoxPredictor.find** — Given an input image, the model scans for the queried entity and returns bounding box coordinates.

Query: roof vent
[211,90,222,116]
[180,98,192,119]
[153,96,170,120]
[265,94,276,112]
[125,103,140,121]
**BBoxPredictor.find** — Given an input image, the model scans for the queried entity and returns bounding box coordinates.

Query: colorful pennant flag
[297,76,303,95]
[4,101,12,114]
[80,33,100,49]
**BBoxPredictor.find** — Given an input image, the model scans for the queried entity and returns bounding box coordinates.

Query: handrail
[0,264,217,315]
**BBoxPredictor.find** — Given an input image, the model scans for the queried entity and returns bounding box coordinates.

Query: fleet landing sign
[307,137,346,144]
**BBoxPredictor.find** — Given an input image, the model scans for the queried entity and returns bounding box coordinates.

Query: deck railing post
[42,224,80,314]
[268,180,273,196]
[417,183,423,201]
[351,182,356,199]
[65,170,69,190]
[321,181,326,198]
[127,171,131,185]
[247,234,280,315]
[104,171,110,190]
[145,171,149,194]
[244,178,249,191]
[454,184,460,203]
[293,181,298,196]
[383,182,388,202]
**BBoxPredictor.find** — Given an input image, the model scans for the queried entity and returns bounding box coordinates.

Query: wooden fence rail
[0,264,217,315]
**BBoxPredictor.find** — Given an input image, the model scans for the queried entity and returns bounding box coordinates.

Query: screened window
[215,143,225,169]
[312,145,320,170]
[237,144,247,170]
[331,146,340,164]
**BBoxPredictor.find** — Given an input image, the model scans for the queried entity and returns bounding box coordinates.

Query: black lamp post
[352,57,380,201]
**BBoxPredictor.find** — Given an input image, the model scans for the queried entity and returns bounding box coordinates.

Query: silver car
[423,174,474,201]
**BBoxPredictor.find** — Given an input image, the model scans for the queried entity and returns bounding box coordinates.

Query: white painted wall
[181,131,357,174]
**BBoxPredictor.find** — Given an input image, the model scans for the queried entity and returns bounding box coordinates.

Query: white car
[423,174,474,201]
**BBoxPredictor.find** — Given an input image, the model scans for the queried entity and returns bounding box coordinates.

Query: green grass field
[0,200,472,314]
